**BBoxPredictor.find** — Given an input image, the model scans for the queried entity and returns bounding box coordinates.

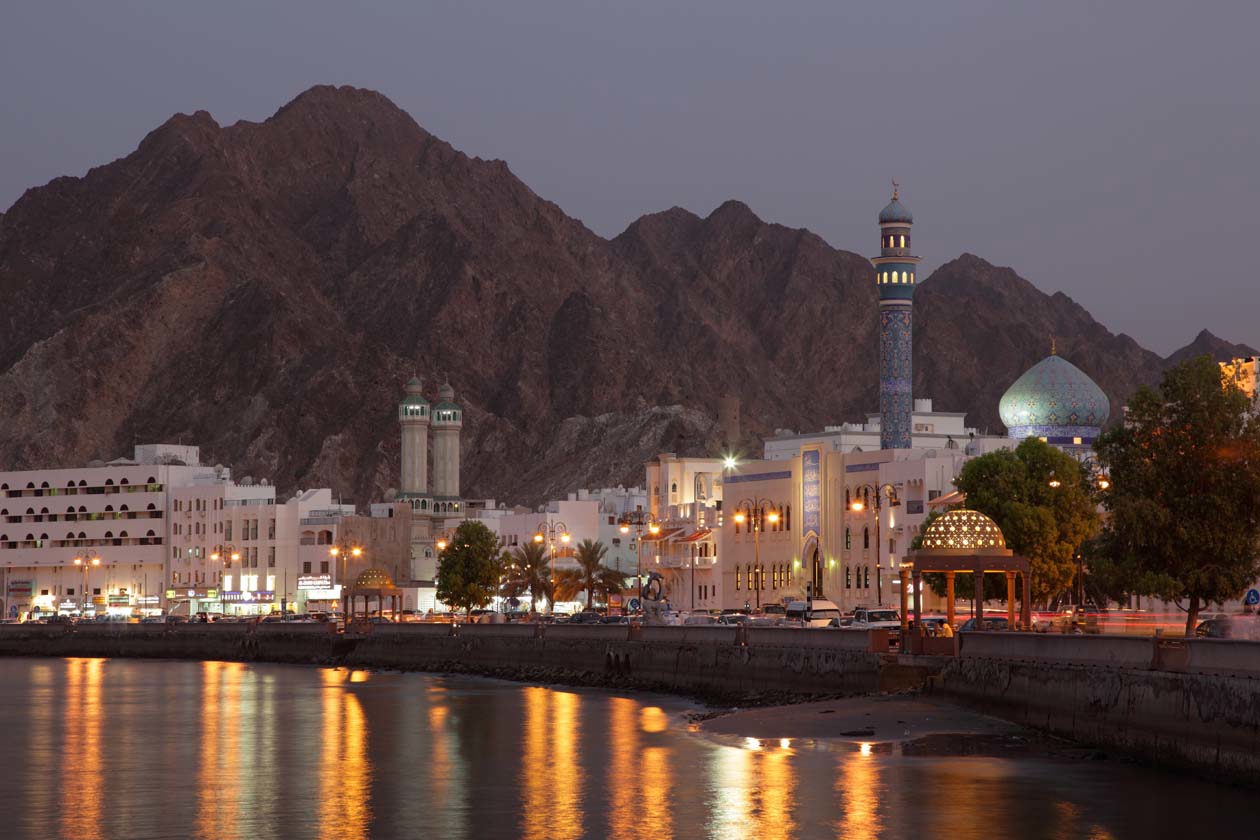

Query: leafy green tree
[435,521,502,617]
[1094,355,1260,635]
[553,539,627,608]
[943,438,1100,604]
[499,540,553,612]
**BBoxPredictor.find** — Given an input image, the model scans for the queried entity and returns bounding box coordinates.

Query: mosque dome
[999,354,1110,442]
[434,382,460,411]
[879,197,913,224]
[354,567,396,589]
[919,509,1009,554]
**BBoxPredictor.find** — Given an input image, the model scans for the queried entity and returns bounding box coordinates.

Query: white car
[849,607,902,631]
[784,599,843,628]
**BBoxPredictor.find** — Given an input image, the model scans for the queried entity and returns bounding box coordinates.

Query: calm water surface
[0,657,1255,839]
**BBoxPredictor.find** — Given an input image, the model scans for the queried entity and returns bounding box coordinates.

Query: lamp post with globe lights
[618,507,661,616]
[849,483,900,606]
[72,550,102,615]
[731,499,781,611]
[329,542,364,613]
[532,521,571,613]
[209,545,240,616]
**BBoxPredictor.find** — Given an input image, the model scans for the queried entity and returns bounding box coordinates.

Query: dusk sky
[3,1,1257,354]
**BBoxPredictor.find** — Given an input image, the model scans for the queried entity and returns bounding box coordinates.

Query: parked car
[761,604,787,617]
[784,599,844,628]
[600,615,631,625]
[568,611,604,624]
[683,614,719,626]
[958,616,1011,632]
[849,607,902,631]
[717,613,749,626]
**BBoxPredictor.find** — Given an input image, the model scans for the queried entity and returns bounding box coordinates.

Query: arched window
[845,488,850,507]
[25,508,33,516]
[146,477,156,485]
[24,534,34,541]
[120,504,129,511]
[146,503,156,511]
[845,527,851,549]
[104,531,113,539]
[863,527,870,549]
[146,530,156,537]
[39,533,47,541]
[78,532,86,539]
[119,531,128,538]
[0,535,7,542]
[65,532,74,540]
[25,483,34,490]
[899,234,906,248]
[864,567,871,589]
[105,505,113,512]
[120,478,129,485]
[784,505,791,531]
[845,565,852,588]
[105,479,114,486]
[78,506,86,513]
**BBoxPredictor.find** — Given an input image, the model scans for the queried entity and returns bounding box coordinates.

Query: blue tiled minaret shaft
[871,183,921,450]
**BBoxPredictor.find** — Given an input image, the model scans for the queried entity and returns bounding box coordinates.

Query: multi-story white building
[0,444,411,619]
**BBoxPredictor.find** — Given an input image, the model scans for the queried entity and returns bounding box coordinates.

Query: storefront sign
[303,587,341,600]
[221,591,276,603]
[137,596,161,605]
[802,449,822,541]
[165,589,218,600]
[59,600,78,611]
[6,580,32,599]
[297,574,333,590]
[108,594,131,607]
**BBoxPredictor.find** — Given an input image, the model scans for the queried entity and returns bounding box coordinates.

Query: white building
[0,444,411,619]
[764,399,1010,461]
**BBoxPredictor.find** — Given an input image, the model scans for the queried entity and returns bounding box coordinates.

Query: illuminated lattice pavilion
[918,509,1011,555]
[354,567,396,589]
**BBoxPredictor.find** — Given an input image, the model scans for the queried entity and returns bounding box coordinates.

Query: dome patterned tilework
[354,567,395,588]
[998,354,1110,436]
[920,509,1007,552]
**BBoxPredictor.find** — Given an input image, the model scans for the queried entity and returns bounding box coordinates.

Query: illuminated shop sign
[297,574,333,590]
[221,591,276,603]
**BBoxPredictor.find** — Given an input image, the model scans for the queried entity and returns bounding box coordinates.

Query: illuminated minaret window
[870,181,921,450]
[398,377,430,496]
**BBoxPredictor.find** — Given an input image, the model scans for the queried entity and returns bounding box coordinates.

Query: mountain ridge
[0,85,1244,504]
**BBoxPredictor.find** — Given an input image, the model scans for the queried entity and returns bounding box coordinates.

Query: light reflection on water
[0,658,1255,840]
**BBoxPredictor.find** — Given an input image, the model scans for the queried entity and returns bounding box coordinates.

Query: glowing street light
[72,550,102,614]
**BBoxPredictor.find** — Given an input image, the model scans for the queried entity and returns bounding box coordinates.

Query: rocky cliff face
[0,86,1238,504]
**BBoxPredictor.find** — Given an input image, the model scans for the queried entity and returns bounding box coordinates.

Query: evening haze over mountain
[3,1,1258,355]
[0,86,1252,504]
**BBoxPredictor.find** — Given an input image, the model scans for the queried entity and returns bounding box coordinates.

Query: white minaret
[399,377,430,495]
[431,382,463,500]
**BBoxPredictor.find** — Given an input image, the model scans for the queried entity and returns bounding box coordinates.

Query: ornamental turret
[399,376,430,495]
[870,181,922,450]
[431,382,463,500]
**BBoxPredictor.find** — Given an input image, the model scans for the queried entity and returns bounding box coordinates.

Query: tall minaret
[431,382,463,500]
[871,182,921,450]
[399,377,430,495]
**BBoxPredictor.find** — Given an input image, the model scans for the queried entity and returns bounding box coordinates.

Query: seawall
[0,622,900,703]
[936,632,1260,784]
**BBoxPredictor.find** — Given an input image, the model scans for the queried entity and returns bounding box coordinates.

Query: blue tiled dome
[879,197,913,224]
[999,354,1110,442]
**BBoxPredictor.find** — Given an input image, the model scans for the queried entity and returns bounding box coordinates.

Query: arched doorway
[809,545,824,597]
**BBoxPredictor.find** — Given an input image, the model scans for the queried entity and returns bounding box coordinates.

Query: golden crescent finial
[891,178,900,200]
[1051,335,1057,356]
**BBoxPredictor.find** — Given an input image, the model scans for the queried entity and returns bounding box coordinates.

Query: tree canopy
[435,521,502,616]
[500,540,553,613]
[1094,355,1260,635]
[940,437,1100,604]
[554,539,627,608]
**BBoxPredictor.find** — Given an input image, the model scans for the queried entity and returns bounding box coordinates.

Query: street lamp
[732,498,780,611]
[533,520,571,613]
[209,545,240,616]
[849,483,899,606]
[618,507,660,616]
[72,550,102,615]
[329,542,364,600]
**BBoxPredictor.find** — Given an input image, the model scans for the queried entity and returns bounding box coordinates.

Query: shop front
[297,574,342,615]
[221,590,277,616]
[165,587,221,616]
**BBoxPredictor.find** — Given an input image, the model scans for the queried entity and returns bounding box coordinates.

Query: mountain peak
[1165,329,1258,366]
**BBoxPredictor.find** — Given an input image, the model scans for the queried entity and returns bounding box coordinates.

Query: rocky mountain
[0,86,1242,505]
[1164,329,1257,367]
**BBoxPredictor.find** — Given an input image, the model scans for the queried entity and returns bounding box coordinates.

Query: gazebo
[342,567,403,623]
[904,509,1031,647]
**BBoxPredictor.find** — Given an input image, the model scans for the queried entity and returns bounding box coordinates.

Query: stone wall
[939,632,1260,783]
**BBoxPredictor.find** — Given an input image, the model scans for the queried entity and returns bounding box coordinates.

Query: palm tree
[500,542,552,612]
[559,539,628,609]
